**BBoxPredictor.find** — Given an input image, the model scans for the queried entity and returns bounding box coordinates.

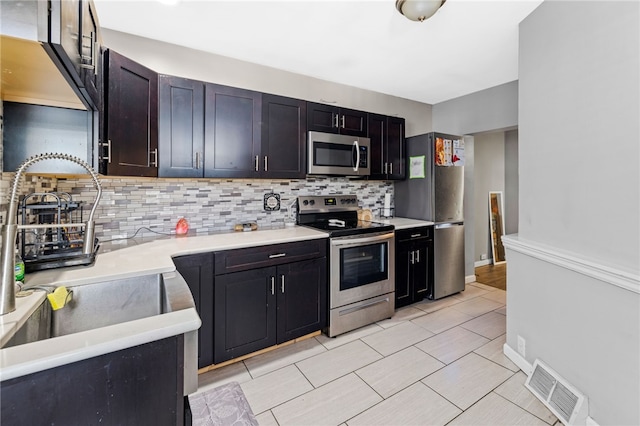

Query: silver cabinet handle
[270,276,275,295]
[281,275,285,293]
[416,250,420,263]
[333,113,339,128]
[384,162,388,174]
[150,148,158,167]
[100,140,112,163]
[269,253,286,259]
[194,152,201,169]
[264,156,268,172]
[389,162,393,174]
[255,155,259,171]
[80,32,94,70]
[340,115,345,129]
[411,233,421,238]
[410,250,415,265]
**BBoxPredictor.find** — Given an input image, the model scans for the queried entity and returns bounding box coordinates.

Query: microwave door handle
[353,140,360,172]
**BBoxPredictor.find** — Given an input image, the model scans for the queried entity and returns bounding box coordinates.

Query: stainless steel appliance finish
[307,131,371,176]
[433,222,465,300]
[395,132,466,299]
[297,195,395,337]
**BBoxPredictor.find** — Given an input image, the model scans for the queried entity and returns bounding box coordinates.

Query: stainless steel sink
[0,271,200,394]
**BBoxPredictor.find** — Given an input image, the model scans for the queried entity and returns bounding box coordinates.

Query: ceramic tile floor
[194,282,560,426]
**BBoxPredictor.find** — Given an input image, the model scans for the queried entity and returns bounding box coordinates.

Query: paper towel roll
[383,193,391,217]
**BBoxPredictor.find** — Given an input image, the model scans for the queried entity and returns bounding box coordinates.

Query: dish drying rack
[18,192,99,272]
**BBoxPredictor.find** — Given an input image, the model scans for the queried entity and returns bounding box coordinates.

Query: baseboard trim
[474,259,492,267]
[465,275,476,284]
[502,235,640,294]
[503,343,532,375]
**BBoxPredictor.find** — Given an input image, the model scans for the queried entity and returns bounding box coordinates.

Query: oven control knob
[309,200,315,205]
[303,200,309,206]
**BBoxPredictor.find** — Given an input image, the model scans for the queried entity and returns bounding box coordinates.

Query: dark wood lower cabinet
[211,241,327,365]
[1,336,185,426]
[395,227,434,309]
[174,241,327,368]
[214,266,278,363]
[173,252,215,369]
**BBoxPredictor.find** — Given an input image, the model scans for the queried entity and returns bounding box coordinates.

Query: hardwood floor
[475,263,507,290]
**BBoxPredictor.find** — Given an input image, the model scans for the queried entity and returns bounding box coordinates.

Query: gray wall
[433,80,518,278]
[507,1,639,424]
[504,129,518,235]
[473,132,505,263]
[102,29,433,137]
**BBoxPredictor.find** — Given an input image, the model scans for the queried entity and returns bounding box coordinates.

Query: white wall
[473,132,505,263]
[102,29,433,137]
[507,1,640,424]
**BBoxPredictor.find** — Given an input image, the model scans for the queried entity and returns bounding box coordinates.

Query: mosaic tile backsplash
[0,173,394,244]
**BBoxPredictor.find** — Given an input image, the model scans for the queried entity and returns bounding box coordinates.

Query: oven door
[329,231,395,309]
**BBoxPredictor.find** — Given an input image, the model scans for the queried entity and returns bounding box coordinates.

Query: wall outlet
[517,335,526,357]
[480,253,487,260]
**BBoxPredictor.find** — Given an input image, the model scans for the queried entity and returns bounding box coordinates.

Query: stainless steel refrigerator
[395,132,465,299]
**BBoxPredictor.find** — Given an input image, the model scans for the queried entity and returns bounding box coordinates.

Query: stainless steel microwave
[307,131,370,176]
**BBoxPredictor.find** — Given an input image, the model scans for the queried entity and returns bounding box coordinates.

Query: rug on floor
[189,381,258,426]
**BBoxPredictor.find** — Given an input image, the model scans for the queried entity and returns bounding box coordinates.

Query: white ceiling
[93,0,543,105]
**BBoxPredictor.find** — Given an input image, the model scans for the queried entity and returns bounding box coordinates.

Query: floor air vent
[525,359,588,425]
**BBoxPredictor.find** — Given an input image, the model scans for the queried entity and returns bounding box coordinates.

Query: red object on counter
[175,218,189,235]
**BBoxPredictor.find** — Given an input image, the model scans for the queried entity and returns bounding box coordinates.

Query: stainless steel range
[297,195,395,337]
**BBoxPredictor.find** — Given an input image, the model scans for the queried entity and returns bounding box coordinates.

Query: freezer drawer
[431,222,465,300]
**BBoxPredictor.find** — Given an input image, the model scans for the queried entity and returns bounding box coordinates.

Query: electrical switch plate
[480,253,487,260]
[517,335,526,357]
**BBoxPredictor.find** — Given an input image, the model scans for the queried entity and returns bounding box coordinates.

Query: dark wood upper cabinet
[204,84,262,178]
[261,94,307,179]
[158,75,205,178]
[102,49,158,176]
[307,102,367,137]
[368,113,405,180]
[47,0,101,109]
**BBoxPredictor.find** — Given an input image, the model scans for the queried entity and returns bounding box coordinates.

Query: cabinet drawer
[215,239,327,275]
[396,226,433,242]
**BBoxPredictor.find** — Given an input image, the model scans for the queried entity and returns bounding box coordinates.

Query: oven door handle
[330,232,394,248]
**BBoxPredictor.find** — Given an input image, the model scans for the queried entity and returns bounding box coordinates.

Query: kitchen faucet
[0,153,102,315]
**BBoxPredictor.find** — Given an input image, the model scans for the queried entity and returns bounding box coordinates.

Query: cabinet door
[338,107,368,137]
[79,0,100,106]
[276,258,327,343]
[386,116,405,180]
[394,240,413,309]
[368,113,386,179]
[307,102,339,134]
[214,267,277,364]
[159,76,205,178]
[412,242,431,302]
[173,253,214,369]
[204,84,261,178]
[261,94,307,178]
[103,49,158,176]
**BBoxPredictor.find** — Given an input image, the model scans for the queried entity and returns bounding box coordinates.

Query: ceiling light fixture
[395,0,446,22]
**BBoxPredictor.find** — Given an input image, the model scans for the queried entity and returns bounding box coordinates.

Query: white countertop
[24,225,329,289]
[1,226,328,381]
[1,220,432,380]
